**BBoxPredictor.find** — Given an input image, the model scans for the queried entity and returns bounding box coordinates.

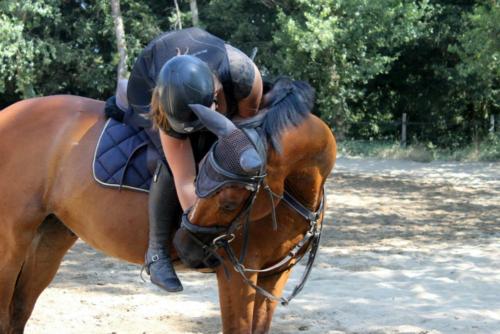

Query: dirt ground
[25,157,500,334]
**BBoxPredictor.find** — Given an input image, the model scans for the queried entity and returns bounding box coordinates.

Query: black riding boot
[145,160,183,292]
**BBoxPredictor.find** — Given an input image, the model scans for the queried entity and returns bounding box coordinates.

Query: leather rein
[181,128,325,306]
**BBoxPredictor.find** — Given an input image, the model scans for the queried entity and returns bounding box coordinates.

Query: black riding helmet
[157,55,215,134]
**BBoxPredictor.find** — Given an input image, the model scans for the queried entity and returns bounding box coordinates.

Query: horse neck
[268,114,336,210]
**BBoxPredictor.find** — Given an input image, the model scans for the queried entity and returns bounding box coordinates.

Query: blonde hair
[149,86,172,133]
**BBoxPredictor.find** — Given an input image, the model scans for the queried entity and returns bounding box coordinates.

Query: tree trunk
[190,0,199,27]
[173,0,183,30]
[110,0,128,81]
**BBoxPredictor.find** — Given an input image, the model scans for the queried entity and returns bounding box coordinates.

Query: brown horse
[0,78,336,334]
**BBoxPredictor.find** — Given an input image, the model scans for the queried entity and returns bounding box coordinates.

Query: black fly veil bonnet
[189,105,267,198]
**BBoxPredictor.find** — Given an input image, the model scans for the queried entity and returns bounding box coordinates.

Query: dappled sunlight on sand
[26,157,500,334]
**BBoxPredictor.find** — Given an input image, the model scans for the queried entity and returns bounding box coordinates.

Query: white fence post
[490,114,495,133]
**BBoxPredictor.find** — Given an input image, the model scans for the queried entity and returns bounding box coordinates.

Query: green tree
[199,0,279,69]
[1,0,498,149]
[450,2,500,141]
[269,0,433,137]
[0,0,168,108]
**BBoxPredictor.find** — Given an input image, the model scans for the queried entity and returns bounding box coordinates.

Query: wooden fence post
[401,113,407,148]
[490,114,495,133]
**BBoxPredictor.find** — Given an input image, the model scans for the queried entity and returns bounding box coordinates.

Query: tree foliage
[0,0,498,146]
[0,0,167,107]
[270,0,434,138]
[450,2,499,140]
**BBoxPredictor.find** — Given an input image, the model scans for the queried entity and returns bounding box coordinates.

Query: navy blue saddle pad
[93,118,162,192]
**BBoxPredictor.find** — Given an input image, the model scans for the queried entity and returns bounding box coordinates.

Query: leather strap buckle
[213,233,235,245]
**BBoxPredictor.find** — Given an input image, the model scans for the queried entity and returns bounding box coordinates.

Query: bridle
[180,127,325,305]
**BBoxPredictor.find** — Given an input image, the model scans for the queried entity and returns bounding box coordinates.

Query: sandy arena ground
[25,157,500,334]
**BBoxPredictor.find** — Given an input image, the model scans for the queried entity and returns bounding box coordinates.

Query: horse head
[173,77,333,276]
[172,103,270,268]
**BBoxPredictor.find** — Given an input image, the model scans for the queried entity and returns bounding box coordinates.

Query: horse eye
[221,201,239,212]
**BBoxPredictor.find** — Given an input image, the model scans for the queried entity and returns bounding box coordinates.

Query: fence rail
[347,113,497,146]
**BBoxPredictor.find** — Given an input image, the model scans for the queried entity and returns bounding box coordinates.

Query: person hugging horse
[109,27,263,292]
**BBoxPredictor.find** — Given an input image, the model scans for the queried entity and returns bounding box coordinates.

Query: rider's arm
[159,130,197,211]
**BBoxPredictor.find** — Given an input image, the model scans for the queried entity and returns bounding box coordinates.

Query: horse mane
[261,76,315,152]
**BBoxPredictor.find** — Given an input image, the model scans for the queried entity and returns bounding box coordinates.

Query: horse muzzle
[173,226,222,269]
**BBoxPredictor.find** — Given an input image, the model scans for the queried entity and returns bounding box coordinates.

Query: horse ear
[239,148,263,174]
[188,104,237,137]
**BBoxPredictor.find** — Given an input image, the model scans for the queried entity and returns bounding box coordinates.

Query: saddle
[93,110,163,192]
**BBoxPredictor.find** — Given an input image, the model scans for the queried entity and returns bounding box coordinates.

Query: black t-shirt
[127,28,255,137]
[128,27,231,112]
[127,28,256,160]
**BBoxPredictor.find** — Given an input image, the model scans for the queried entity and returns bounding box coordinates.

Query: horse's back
[0,94,104,164]
[0,95,104,137]
[1,94,102,121]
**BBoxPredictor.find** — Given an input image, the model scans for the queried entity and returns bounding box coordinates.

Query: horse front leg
[216,267,258,334]
[251,270,292,334]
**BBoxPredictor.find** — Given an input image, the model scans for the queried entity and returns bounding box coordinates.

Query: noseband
[181,127,325,305]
